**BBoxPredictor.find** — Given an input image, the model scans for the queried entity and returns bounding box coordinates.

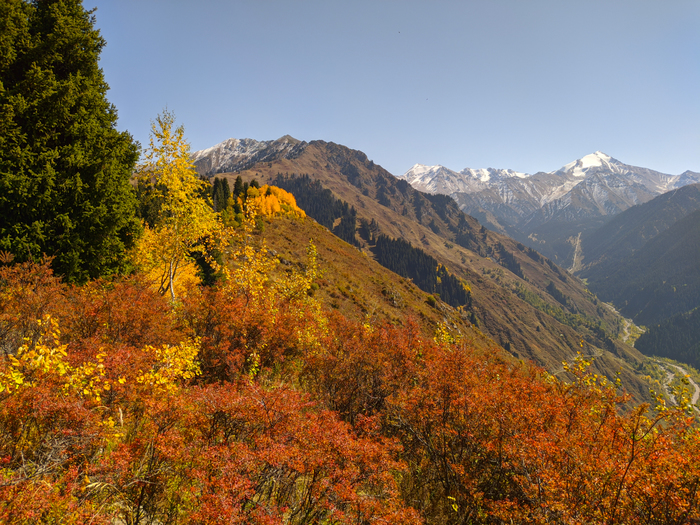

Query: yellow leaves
[433,322,456,345]
[224,201,318,307]
[447,496,459,513]
[246,185,306,219]
[134,110,219,301]
[0,317,106,403]
[135,340,201,394]
[1,316,201,401]
[247,347,261,384]
[0,315,68,394]
[63,351,110,403]
[135,227,201,298]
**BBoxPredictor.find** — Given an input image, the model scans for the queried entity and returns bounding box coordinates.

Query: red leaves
[386,342,700,524]
[1,259,700,523]
[183,382,417,524]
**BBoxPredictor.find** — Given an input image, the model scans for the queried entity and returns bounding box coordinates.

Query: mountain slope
[580,183,700,269]
[584,207,700,325]
[195,137,655,402]
[402,152,700,267]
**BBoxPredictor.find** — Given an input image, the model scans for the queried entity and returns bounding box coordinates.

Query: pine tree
[0,0,140,282]
[233,175,244,198]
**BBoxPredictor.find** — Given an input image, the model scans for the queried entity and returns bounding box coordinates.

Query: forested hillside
[4,2,700,521]
[577,185,700,367]
[635,308,700,368]
[214,140,653,400]
[273,173,360,246]
[591,207,700,324]
[581,183,700,278]
[372,234,472,308]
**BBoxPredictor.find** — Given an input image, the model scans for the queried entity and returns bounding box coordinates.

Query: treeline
[273,173,359,246]
[373,235,471,308]
[494,242,524,278]
[636,308,700,368]
[272,174,471,309]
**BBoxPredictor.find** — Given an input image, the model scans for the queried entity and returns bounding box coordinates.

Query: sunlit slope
[211,140,653,402]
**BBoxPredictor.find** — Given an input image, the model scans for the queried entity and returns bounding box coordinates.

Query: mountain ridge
[193,136,656,403]
[400,152,700,267]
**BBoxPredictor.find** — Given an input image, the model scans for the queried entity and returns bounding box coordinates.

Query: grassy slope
[217,140,653,402]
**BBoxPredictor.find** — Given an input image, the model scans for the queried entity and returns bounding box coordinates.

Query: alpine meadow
[2,1,700,524]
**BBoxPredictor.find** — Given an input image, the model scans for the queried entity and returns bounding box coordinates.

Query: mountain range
[403,153,700,369]
[192,136,663,403]
[401,152,700,268]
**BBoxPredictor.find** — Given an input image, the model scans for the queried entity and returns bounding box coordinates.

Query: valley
[395,146,700,382]
[191,136,697,405]
[5,1,700,520]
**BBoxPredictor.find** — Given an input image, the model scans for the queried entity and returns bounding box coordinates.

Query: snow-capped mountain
[191,135,307,176]
[404,164,527,195]
[402,152,700,221]
[401,152,700,267]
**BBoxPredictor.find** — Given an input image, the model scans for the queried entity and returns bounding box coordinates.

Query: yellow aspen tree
[135,111,218,300]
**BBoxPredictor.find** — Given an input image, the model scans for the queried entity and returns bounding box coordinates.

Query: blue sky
[91,0,700,176]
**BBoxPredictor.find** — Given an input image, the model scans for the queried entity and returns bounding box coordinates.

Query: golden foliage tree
[248,185,306,218]
[134,111,218,300]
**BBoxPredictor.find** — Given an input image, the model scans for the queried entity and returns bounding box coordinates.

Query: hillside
[635,308,700,368]
[568,184,700,367]
[580,183,700,273]
[259,213,488,344]
[583,207,700,326]
[403,153,700,268]
[195,137,655,401]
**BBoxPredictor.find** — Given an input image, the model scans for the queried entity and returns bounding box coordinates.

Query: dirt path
[600,302,633,344]
[654,360,700,407]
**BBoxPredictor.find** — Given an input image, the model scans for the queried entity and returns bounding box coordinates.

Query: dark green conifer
[233,175,244,197]
[0,0,140,282]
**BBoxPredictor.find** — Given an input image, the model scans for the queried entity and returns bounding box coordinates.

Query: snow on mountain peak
[405,164,442,177]
[190,135,307,176]
[560,151,617,177]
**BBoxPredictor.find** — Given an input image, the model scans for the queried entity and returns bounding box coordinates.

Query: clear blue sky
[90,0,700,176]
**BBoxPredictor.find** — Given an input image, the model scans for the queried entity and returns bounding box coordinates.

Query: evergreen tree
[212,177,231,212]
[233,175,244,198]
[0,0,140,282]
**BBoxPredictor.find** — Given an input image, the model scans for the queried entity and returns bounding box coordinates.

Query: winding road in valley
[599,301,634,344]
[655,360,700,407]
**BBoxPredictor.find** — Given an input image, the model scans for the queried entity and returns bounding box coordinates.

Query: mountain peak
[275,134,301,144]
[404,163,443,176]
[559,151,618,177]
[191,136,307,176]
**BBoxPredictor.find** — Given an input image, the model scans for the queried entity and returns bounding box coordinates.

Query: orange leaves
[247,185,306,219]
[386,339,700,524]
[185,381,418,524]
[2,251,700,523]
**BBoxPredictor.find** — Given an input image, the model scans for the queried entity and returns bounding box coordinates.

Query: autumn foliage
[1,216,700,523]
